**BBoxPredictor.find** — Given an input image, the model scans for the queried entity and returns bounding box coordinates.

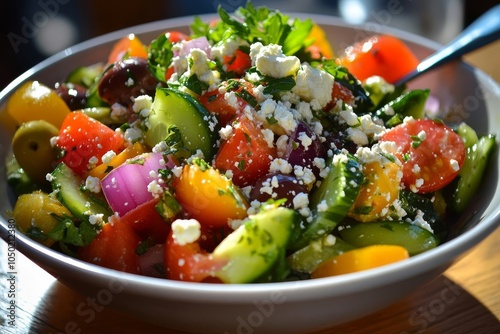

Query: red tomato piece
[324,81,355,111]
[339,35,419,84]
[214,115,277,187]
[120,199,170,243]
[164,230,226,282]
[380,119,466,193]
[57,111,124,176]
[224,49,252,76]
[199,79,255,126]
[78,220,141,274]
[165,31,190,43]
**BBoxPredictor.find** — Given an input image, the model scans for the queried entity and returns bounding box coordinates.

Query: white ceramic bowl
[1,14,499,334]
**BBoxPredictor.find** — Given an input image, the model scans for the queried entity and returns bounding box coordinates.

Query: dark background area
[0,0,497,90]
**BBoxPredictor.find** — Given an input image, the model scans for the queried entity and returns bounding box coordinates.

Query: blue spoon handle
[395,4,500,86]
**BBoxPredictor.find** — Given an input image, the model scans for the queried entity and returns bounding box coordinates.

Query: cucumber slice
[288,234,354,273]
[452,134,497,213]
[290,153,364,250]
[455,122,479,149]
[376,89,429,127]
[66,64,103,88]
[145,88,219,160]
[337,221,439,255]
[213,207,298,283]
[51,163,112,221]
[398,190,447,240]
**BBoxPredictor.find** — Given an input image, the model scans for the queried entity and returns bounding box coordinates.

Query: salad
[5,3,496,283]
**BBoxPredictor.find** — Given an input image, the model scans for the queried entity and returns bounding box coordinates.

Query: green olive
[13,190,71,247]
[12,120,59,184]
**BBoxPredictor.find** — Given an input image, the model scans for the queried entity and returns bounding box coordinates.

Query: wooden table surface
[1,40,499,334]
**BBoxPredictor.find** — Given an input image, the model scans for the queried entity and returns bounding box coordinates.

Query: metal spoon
[394,4,500,87]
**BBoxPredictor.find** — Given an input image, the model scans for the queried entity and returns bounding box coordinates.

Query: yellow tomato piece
[174,162,249,228]
[311,244,409,278]
[13,191,72,247]
[88,142,148,179]
[307,24,334,59]
[7,81,71,128]
[349,160,402,222]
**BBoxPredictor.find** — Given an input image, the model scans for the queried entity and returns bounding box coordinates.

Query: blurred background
[0,0,498,89]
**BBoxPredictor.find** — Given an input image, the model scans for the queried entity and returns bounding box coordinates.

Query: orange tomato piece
[348,160,402,223]
[108,33,148,64]
[312,245,409,278]
[339,35,419,84]
[173,161,249,228]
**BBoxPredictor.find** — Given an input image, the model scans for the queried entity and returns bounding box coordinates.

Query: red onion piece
[138,243,165,278]
[179,36,211,58]
[101,152,174,216]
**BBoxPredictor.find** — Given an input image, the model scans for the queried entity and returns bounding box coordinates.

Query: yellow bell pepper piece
[88,142,147,179]
[312,244,409,278]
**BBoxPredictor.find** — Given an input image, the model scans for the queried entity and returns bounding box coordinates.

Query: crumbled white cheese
[269,158,293,174]
[132,95,153,114]
[171,219,201,245]
[101,150,117,164]
[85,176,101,193]
[187,48,220,85]
[292,63,334,108]
[219,124,234,140]
[250,42,300,78]
[293,192,309,210]
[88,213,104,226]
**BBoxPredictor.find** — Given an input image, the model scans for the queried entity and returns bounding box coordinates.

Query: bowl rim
[1,12,499,301]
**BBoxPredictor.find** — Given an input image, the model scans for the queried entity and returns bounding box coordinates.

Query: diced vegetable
[291,153,364,250]
[145,88,219,160]
[348,160,402,223]
[337,221,439,255]
[50,162,112,222]
[89,142,148,179]
[78,220,141,274]
[56,111,125,176]
[101,152,174,217]
[380,119,466,193]
[212,207,299,283]
[288,234,354,273]
[452,134,497,213]
[311,245,410,278]
[173,158,249,228]
[214,115,277,187]
[7,81,71,128]
[339,35,419,84]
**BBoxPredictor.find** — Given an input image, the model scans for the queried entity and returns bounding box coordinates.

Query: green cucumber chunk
[376,89,429,127]
[398,190,447,240]
[452,134,497,213]
[290,153,364,250]
[145,88,219,160]
[455,122,479,149]
[288,234,354,273]
[51,162,112,221]
[337,221,439,256]
[66,64,103,88]
[213,207,298,283]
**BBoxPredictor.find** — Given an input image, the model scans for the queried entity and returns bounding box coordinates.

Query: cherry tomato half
[380,118,466,193]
